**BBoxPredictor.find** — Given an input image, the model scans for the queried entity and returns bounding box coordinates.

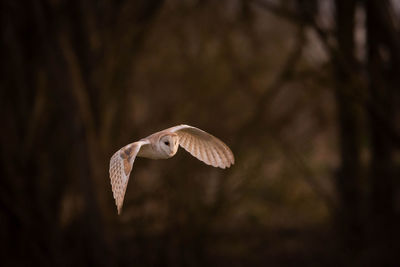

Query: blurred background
[1,0,400,266]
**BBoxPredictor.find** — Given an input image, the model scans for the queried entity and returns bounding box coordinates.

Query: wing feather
[212,146,222,168]
[204,144,213,166]
[179,133,188,147]
[212,146,223,167]
[109,140,149,214]
[199,140,207,163]
[169,125,234,168]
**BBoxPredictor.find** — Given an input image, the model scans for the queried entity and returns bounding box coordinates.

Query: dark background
[1,0,400,266]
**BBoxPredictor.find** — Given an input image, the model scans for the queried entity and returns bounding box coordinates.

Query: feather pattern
[109,124,234,215]
[109,141,148,214]
[170,125,234,169]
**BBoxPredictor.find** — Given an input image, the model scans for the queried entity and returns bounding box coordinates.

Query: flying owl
[109,124,235,214]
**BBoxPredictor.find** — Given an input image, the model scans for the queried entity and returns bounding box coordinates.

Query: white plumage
[109,124,234,214]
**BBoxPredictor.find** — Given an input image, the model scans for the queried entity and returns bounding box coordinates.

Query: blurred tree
[252,0,400,265]
[1,0,164,265]
[366,0,399,264]
[333,0,364,253]
[1,0,399,266]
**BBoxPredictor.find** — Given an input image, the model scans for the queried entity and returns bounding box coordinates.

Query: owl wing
[169,125,235,169]
[109,140,150,214]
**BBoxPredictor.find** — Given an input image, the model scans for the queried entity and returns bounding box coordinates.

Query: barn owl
[109,124,234,214]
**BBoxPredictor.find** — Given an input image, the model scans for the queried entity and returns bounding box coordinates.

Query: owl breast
[137,143,170,159]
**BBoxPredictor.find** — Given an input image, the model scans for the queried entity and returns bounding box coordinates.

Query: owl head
[159,133,179,157]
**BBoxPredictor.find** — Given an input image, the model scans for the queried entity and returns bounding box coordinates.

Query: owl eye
[164,141,170,146]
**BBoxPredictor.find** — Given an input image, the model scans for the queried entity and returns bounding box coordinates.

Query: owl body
[136,132,179,159]
[136,142,165,159]
[109,124,234,214]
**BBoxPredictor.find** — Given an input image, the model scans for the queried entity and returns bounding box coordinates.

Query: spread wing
[169,125,235,169]
[109,140,149,214]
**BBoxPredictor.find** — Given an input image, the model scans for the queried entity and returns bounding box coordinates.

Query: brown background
[1,0,400,266]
